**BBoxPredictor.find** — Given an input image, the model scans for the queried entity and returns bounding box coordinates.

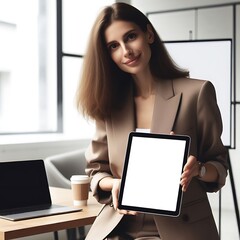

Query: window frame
[56,0,85,134]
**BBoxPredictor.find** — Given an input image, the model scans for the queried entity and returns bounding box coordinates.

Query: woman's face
[105,20,154,76]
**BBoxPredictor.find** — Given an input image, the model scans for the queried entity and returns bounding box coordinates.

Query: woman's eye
[127,33,137,41]
[108,43,119,51]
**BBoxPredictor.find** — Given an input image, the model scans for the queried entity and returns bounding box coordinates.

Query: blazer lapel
[111,80,182,136]
[151,80,182,134]
[109,80,182,176]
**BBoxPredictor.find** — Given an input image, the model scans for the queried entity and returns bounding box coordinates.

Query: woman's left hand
[180,155,199,192]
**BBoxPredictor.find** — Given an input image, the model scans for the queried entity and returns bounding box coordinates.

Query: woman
[76,2,228,240]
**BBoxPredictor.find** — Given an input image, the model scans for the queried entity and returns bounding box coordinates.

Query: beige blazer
[85,78,228,240]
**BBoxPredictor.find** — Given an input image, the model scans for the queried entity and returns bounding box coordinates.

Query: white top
[136,128,150,133]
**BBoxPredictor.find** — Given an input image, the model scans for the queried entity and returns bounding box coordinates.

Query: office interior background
[0,0,239,239]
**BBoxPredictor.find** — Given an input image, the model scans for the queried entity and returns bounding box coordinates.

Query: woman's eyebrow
[106,29,137,46]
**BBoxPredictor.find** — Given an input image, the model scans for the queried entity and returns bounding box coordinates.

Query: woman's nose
[122,44,133,57]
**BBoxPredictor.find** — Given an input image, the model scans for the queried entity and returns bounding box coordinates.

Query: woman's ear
[146,24,154,44]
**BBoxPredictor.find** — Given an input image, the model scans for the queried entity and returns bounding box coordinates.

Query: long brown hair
[76,2,189,121]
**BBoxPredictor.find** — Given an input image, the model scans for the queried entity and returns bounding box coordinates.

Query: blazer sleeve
[85,119,113,204]
[197,81,228,192]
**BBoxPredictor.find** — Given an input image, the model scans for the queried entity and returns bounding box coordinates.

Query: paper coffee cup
[70,175,90,206]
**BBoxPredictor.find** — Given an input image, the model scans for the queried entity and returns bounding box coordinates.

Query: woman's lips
[124,54,141,66]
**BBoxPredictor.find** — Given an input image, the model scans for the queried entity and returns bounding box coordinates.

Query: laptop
[118,132,190,217]
[0,159,81,221]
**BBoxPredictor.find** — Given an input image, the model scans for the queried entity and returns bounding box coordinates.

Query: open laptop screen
[0,160,51,211]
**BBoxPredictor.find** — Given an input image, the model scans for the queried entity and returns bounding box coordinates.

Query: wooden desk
[0,188,102,240]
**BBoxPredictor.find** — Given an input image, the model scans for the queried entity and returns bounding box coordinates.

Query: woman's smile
[123,53,141,66]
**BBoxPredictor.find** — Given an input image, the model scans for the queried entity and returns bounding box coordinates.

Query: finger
[127,210,138,215]
[113,197,118,210]
[111,189,118,210]
[182,184,187,192]
[112,179,120,210]
[180,176,190,186]
[117,209,128,215]
[181,168,191,177]
[183,180,191,192]
[170,131,175,135]
[117,209,137,215]
[182,166,196,180]
[112,193,118,210]
[181,178,191,192]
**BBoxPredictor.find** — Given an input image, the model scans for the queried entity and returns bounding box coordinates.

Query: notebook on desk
[0,159,81,221]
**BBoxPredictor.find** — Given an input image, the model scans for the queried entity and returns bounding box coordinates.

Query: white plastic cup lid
[70,175,90,184]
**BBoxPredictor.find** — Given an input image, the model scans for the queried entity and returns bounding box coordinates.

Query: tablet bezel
[118,132,190,217]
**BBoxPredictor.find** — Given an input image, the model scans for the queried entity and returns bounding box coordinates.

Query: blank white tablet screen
[121,136,186,211]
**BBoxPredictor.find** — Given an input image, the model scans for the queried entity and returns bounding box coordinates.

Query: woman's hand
[170,131,199,192]
[99,177,137,215]
[111,179,137,215]
[171,131,219,192]
[180,155,199,192]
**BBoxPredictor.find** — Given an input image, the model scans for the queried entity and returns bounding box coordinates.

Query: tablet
[118,132,190,217]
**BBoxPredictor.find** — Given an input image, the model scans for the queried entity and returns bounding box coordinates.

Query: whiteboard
[164,40,232,147]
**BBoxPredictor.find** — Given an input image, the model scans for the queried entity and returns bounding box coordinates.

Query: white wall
[131,0,240,12]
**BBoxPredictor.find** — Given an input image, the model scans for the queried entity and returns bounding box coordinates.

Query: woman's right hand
[111,178,137,215]
[99,177,137,215]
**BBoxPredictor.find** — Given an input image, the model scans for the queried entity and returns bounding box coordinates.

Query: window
[0,0,114,139]
[0,0,57,134]
[61,0,114,138]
